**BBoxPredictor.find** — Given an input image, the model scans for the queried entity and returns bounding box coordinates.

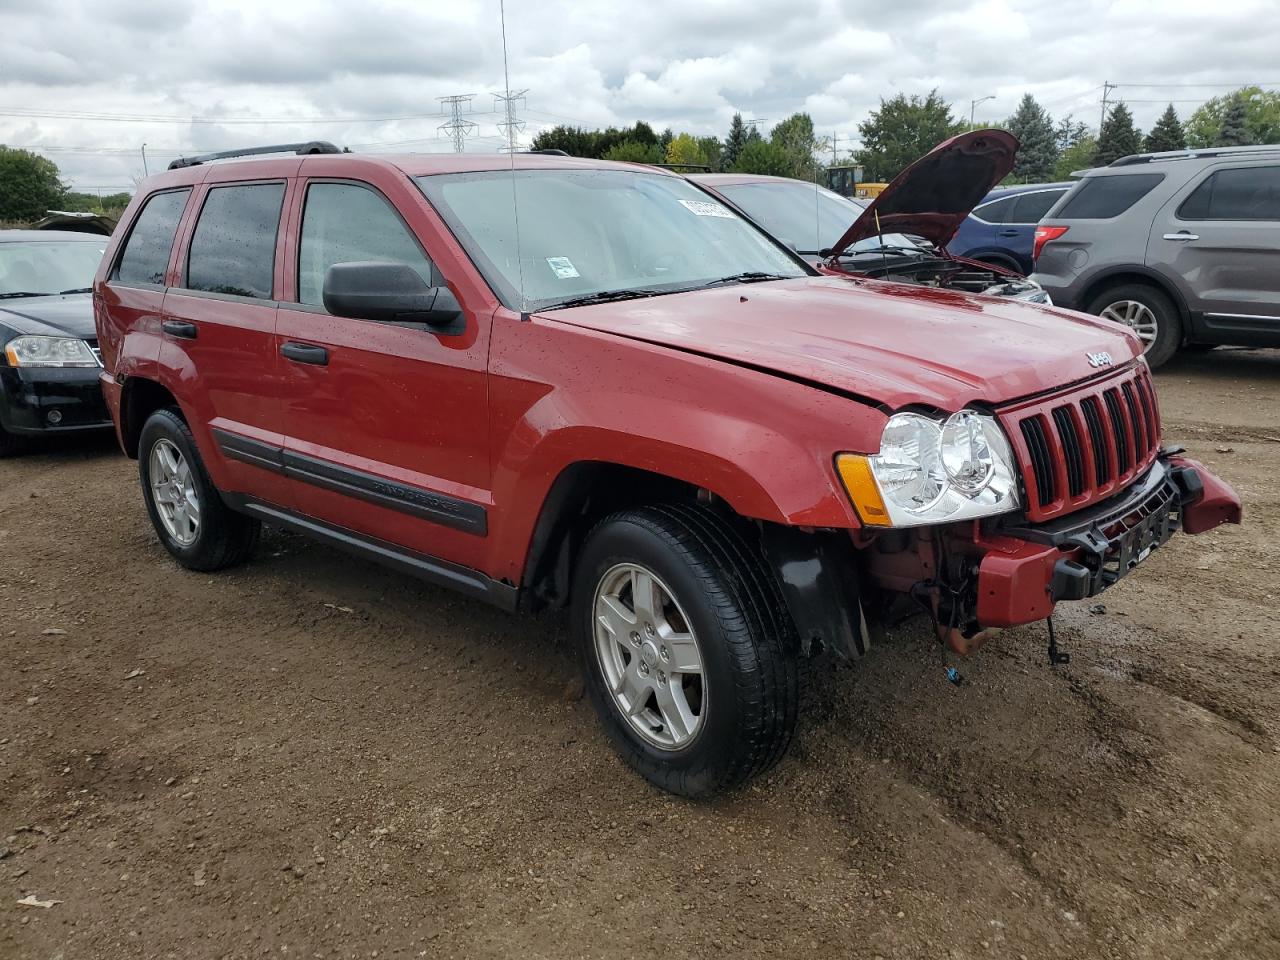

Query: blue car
[947,182,1073,276]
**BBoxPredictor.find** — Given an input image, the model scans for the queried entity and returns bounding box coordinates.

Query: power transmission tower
[1099,81,1117,133]
[438,95,478,153]
[494,88,529,153]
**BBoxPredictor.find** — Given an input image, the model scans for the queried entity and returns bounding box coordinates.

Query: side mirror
[321,261,463,333]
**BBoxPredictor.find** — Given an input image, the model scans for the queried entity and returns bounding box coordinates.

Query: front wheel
[572,504,799,797]
[138,408,260,571]
[1088,283,1181,369]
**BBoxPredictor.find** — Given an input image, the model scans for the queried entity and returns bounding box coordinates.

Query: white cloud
[0,0,1275,190]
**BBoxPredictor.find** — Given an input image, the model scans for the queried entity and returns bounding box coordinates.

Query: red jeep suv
[94,143,1241,797]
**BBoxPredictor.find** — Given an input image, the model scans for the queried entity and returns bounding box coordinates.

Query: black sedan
[0,230,112,455]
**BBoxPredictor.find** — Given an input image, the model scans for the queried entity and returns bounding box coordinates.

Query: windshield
[415,168,808,311]
[710,180,918,255]
[0,240,106,297]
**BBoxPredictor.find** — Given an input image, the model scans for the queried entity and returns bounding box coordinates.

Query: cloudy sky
[1,0,1277,192]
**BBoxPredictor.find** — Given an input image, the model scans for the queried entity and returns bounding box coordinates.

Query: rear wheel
[138,408,260,571]
[1088,283,1181,369]
[573,504,799,797]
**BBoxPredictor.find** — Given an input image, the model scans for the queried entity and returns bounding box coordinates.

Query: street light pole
[970,96,995,129]
[141,143,149,177]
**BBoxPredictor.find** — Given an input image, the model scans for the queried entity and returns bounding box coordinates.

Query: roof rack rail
[647,162,714,173]
[525,148,569,156]
[167,141,345,171]
[1110,144,1280,167]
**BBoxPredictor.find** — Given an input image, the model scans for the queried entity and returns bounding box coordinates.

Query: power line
[437,95,479,153]
[1112,81,1280,88]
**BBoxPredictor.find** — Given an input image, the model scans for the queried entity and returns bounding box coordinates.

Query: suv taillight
[1033,225,1069,262]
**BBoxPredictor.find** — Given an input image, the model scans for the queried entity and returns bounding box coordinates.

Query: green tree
[0,146,67,221]
[723,113,748,168]
[1094,103,1142,166]
[855,89,963,182]
[530,122,661,158]
[1144,104,1187,152]
[1054,134,1098,179]
[1055,115,1089,154]
[602,141,663,164]
[1186,87,1280,148]
[770,112,822,180]
[1215,97,1253,146]
[1004,94,1058,182]
[696,136,723,172]
[731,139,792,177]
[665,132,708,167]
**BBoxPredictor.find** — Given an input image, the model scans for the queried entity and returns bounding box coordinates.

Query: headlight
[4,336,99,368]
[837,410,1020,527]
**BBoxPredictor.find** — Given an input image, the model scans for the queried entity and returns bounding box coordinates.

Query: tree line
[531,84,1280,187]
[2,85,1277,224]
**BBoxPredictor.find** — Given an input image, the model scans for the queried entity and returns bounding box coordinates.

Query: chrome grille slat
[1006,367,1162,521]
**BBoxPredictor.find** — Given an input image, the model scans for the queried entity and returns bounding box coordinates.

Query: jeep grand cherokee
[94,143,1242,797]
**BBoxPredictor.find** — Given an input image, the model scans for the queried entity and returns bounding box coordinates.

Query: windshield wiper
[0,291,45,299]
[59,287,93,295]
[545,288,664,310]
[692,272,792,289]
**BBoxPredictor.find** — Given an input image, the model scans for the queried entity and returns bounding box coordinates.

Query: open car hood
[828,129,1019,256]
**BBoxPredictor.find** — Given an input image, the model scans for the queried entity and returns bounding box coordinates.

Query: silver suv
[1031,145,1280,367]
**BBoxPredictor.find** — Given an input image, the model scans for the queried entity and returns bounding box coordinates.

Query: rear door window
[1056,174,1165,219]
[185,182,285,299]
[1009,189,1068,224]
[114,189,190,286]
[973,195,1016,223]
[296,182,435,306]
[1178,166,1280,221]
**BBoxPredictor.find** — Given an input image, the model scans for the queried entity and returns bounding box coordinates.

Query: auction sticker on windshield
[678,199,736,218]
[546,256,580,279]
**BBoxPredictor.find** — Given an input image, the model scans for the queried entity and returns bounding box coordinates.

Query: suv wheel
[573,504,798,797]
[138,408,260,571]
[1088,283,1181,368]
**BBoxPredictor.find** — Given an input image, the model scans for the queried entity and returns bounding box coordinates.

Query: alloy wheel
[1100,299,1158,346]
[149,438,200,546]
[591,562,705,750]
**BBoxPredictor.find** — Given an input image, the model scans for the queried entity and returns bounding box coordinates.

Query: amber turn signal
[836,454,891,526]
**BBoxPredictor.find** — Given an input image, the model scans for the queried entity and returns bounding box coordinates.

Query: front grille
[1000,365,1163,522]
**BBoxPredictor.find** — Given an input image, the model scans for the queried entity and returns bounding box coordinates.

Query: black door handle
[281,342,329,366]
[162,319,197,339]
[997,229,1020,237]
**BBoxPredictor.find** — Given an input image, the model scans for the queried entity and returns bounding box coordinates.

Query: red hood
[537,276,1142,411]
[829,129,1019,256]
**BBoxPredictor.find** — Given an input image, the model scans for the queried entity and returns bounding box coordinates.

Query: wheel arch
[1079,266,1191,330]
[119,377,182,458]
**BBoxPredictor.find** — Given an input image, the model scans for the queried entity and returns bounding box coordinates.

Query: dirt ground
[2,349,1278,960]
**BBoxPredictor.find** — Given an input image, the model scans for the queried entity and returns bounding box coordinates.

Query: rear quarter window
[114,189,191,286]
[1055,173,1165,219]
[973,195,1017,223]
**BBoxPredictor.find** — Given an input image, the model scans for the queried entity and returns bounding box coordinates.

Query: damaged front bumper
[974,450,1241,628]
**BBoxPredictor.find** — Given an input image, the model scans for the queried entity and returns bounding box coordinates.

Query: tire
[572,503,799,797]
[0,424,27,458]
[1087,283,1181,369]
[138,407,260,571]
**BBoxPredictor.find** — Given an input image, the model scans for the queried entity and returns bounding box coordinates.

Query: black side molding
[212,429,487,536]
[221,494,516,610]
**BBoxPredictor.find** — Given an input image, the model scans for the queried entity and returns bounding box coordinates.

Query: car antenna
[499,0,527,317]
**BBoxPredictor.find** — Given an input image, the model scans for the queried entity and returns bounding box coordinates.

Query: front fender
[483,316,885,582]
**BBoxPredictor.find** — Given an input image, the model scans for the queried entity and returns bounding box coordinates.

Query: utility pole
[140,143,149,177]
[1099,81,1116,133]
[970,96,994,129]
[830,132,842,166]
[437,95,478,153]
[493,88,528,153]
